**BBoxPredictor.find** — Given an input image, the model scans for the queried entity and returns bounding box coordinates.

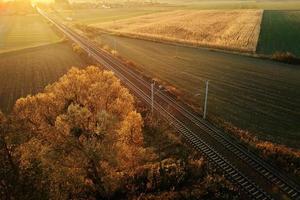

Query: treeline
[0,66,238,200]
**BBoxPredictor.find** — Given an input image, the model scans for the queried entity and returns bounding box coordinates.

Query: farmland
[160,0,300,10]
[96,34,300,147]
[0,15,61,53]
[0,42,87,113]
[257,10,300,57]
[56,6,177,25]
[92,10,263,52]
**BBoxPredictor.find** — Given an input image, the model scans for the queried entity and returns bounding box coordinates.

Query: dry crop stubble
[94,9,263,52]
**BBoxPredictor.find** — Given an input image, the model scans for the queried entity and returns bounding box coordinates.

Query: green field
[0,42,87,113]
[56,6,176,25]
[97,34,300,148]
[257,10,300,57]
[0,15,61,53]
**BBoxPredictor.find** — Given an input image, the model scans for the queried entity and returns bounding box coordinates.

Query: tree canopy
[12,66,144,199]
[0,66,240,200]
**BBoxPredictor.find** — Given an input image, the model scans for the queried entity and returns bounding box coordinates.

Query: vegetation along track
[37,8,300,200]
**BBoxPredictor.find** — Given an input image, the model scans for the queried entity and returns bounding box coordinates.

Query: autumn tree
[0,111,16,199]
[1,110,51,200]
[13,66,144,199]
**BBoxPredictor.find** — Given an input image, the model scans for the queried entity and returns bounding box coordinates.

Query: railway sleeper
[238,178,246,184]
[270,177,277,182]
[249,187,257,193]
[290,192,298,197]
[251,190,259,196]
[282,185,292,192]
[287,189,295,194]
[255,193,264,199]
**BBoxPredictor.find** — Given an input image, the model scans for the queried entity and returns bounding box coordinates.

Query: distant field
[0,42,87,113]
[0,15,61,53]
[93,10,263,52]
[97,34,300,148]
[160,0,300,10]
[56,6,176,24]
[257,10,300,57]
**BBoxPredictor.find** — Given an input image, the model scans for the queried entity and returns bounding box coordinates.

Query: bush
[122,157,205,194]
[72,43,84,55]
[271,51,300,64]
[111,49,119,56]
[103,45,111,52]
[221,121,300,178]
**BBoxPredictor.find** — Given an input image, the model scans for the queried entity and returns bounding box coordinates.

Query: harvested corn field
[93,10,263,52]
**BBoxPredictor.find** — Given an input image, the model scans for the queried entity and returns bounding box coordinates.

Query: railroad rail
[38,8,300,200]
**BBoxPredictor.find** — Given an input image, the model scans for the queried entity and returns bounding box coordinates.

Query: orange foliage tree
[13,66,144,199]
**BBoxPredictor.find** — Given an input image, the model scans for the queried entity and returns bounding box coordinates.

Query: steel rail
[37,8,300,200]
[63,19,299,199]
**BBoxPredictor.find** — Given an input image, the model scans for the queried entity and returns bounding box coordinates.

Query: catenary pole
[203,80,209,119]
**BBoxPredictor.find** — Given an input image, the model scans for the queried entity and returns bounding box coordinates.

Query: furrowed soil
[0,42,87,113]
[97,34,300,148]
[0,14,61,53]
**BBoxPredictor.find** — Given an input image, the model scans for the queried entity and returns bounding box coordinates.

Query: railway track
[38,8,300,200]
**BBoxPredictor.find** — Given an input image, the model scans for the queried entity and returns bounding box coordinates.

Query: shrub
[103,45,111,52]
[111,49,119,56]
[221,121,300,178]
[72,43,84,55]
[271,51,300,64]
